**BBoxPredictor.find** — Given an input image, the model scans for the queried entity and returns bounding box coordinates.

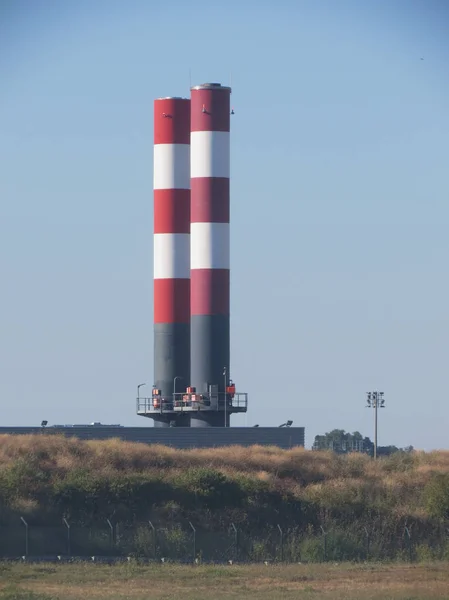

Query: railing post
[20,517,28,557]
[320,526,327,562]
[149,521,157,559]
[189,521,196,563]
[364,526,370,561]
[63,518,71,556]
[231,523,238,562]
[277,524,284,562]
[107,519,114,549]
[404,526,413,562]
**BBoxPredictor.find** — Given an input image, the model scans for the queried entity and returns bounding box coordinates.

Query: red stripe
[191,88,230,133]
[154,98,190,145]
[191,269,229,315]
[154,279,190,324]
[190,178,229,223]
[154,189,190,234]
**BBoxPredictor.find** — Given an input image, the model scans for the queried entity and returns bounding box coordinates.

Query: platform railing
[137,392,248,415]
[136,397,175,414]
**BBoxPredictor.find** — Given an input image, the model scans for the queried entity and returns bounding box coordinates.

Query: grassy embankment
[0,434,449,560]
[1,561,449,600]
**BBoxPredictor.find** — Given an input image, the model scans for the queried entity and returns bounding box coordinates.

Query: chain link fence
[1,519,448,563]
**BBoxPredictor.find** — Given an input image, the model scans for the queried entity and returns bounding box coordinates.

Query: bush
[175,468,246,509]
[424,473,449,520]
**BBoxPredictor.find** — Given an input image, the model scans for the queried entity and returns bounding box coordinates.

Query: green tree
[313,430,370,454]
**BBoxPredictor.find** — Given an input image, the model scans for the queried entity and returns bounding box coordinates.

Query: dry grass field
[1,435,449,562]
[0,561,449,600]
[1,433,449,514]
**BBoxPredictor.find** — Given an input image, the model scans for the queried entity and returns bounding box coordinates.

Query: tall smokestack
[190,83,231,427]
[153,97,191,427]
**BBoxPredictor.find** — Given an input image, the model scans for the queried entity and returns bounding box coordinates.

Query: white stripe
[154,233,190,279]
[154,144,190,190]
[190,131,230,179]
[190,222,230,270]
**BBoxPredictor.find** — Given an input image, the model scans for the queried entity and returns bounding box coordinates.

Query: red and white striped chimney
[153,97,190,427]
[190,83,231,427]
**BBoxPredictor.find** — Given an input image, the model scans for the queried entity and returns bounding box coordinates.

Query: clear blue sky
[1,0,448,449]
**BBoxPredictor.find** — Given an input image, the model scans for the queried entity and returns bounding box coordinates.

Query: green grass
[0,561,448,599]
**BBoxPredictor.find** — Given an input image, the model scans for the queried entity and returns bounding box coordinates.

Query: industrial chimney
[138,85,247,428]
[152,97,191,427]
[190,83,232,427]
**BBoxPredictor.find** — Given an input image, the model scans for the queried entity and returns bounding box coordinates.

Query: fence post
[149,521,157,559]
[320,526,327,562]
[107,519,114,550]
[63,518,71,556]
[20,517,28,557]
[116,523,121,551]
[364,526,370,561]
[277,524,284,562]
[231,523,238,562]
[189,521,196,563]
[404,526,413,562]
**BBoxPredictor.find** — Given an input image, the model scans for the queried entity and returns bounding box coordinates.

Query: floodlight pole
[223,367,227,428]
[374,394,378,460]
[366,391,385,459]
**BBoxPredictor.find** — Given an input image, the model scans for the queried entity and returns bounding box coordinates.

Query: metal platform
[137,391,248,418]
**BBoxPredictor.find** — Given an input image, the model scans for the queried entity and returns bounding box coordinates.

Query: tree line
[312,428,414,456]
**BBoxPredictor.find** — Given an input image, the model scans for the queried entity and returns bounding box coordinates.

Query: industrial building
[0,425,305,449]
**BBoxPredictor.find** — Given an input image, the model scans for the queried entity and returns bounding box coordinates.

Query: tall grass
[0,434,448,557]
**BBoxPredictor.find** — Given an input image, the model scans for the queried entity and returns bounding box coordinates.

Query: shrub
[174,468,246,509]
[424,473,449,520]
